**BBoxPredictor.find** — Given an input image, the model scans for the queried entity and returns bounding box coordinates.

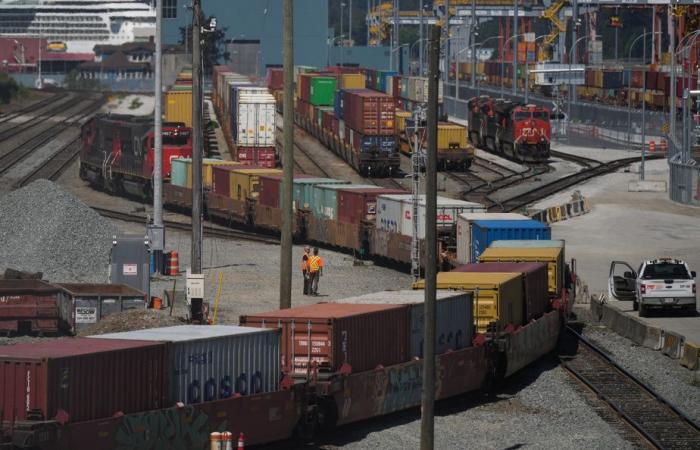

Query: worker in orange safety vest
[301,245,311,295]
[308,247,324,296]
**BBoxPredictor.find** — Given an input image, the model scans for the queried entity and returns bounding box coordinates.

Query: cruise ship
[0,0,156,53]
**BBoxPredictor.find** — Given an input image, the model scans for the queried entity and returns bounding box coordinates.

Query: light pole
[454,45,471,100]
[419,2,428,76]
[392,43,409,73]
[567,35,587,134]
[349,0,352,46]
[500,33,526,99]
[512,0,518,95]
[626,31,661,144]
[340,2,346,49]
[410,38,428,75]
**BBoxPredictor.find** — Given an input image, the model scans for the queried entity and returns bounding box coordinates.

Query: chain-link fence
[669,156,700,205]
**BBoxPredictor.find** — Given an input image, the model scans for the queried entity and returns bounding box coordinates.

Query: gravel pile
[0,180,117,283]
[583,324,700,423]
[79,309,186,336]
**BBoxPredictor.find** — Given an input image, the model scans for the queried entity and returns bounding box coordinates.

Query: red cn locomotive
[80,114,192,198]
[467,96,551,163]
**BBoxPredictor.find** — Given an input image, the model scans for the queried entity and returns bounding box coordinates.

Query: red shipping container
[0,338,167,422]
[258,174,313,208]
[656,72,667,92]
[236,146,276,165]
[298,73,312,102]
[240,303,410,375]
[646,71,657,90]
[325,66,363,75]
[452,262,550,323]
[0,280,63,334]
[337,187,406,225]
[342,89,395,135]
[266,67,284,91]
[631,70,644,89]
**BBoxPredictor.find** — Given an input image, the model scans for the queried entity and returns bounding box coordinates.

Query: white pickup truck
[609,258,697,317]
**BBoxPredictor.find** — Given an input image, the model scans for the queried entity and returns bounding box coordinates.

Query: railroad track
[13,136,81,188]
[276,125,332,178]
[490,155,662,212]
[561,326,700,449]
[0,92,73,141]
[0,96,104,177]
[550,149,601,168]
[91,206,280,245]
[0,92,68,125]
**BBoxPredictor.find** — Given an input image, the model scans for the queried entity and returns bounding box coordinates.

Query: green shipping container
[312,184,376,220]
[170,158,191,187]
[292,178,350,211]
[310,77,337,106]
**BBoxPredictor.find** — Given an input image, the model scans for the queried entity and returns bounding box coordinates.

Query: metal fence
[669,156,700,206]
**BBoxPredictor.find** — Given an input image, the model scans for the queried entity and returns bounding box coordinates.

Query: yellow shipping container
[660,52,671,65]
[341,73,365,89]
[476,62,485,75]
[413,272,523,332]
[165,90,193,127]
[594,70,604,89]
[478,247,565,295]
[395,110,412,133]
[229,168,282,200]
[185,159,243,190]
[437,123,468,150]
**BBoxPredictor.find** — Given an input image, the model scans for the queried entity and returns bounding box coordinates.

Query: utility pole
[669,7,677,155]
[512,0,518,95]
[367,0,370,45]
[420,24,439,450]
[152,0,165,275]
[443,0,449,84]
[471,0,476,89]
[641,27,647,180]
[191,0,203,275]
[392,0,399,71]
[349,0,353,45]
[419,2,424,76]
[280,0,294,309]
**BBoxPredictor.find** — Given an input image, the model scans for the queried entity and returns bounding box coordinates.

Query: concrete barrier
[589,298,663,350]
[661,330,685,359]
[532,198,590,225]
[680,341,700,370]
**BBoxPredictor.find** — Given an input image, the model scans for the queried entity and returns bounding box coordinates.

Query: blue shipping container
[334,90,345,119]
[352,132,396,153]
[470,219,551,263]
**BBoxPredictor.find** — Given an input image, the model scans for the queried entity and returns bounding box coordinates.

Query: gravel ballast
[0,179,117,282]
[582,324,700,423]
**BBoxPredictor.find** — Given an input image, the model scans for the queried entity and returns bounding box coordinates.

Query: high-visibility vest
[301,255,309,271]
[309,255,322,272]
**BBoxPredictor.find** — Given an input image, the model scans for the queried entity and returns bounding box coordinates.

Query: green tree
[179,15,229,75]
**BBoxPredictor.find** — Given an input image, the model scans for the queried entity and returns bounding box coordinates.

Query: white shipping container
[455,213,529,264]
[90,325,280,404]
[405,77,444,103]
[237,94,276,146]
[224,78,251,117]
[377,194,485,239]
[333,290,474,357]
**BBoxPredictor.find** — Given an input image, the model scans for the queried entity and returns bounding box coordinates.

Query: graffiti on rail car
[380,364,423,414]
[112,405,226,450]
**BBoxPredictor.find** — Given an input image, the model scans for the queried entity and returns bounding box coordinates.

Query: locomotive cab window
[514,111,531,121]
[532,111,549,120]
[163,132,189,146]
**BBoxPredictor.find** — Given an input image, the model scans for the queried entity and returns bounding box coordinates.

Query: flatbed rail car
[79,114,193,198]
[3,307,565,449]
[467,96,551,163]
[398,119,474,171]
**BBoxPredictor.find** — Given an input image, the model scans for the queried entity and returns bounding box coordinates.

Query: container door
[608,261,637,301]
[473,290,499,333]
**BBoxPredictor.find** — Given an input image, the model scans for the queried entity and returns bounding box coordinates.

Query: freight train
[265,66,474,175]
[0,265,573,448]
[79,114,193,198]
[467,96,551,163]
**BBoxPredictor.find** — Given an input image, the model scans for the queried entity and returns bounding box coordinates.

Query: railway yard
[0,84,699,450]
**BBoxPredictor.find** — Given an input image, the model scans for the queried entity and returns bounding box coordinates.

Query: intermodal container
[257,174,314,208]
[165,90,193,127]
[229,168,282,200]
[311,183,377,220]
[337,89,395,136]
[332,290,474,358]
[266,67,284,91]
[478,246,566,296]
[0,280,64,334]
[90,325,281,404]
[340,73,365,89]
[437,122,468,149]
[56,283,147,334]
[309,76,337,106]
[170,158,190,187]
[346,128,397,153]
[336,187,405,225]
[413,272,523,332]
[470,219,551,263]
[376,194,485,238]
[232,91,276,147]
[0,338,167,422]
[451,262,549,323]
[240,303,409,376]
[455,213,529,264]
[235,146,277,168]
[292,178,350,211]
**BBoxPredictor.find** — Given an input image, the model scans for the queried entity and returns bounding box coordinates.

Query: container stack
[164,67,193,127]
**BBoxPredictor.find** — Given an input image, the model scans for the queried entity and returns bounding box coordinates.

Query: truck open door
[608,261,637,305]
